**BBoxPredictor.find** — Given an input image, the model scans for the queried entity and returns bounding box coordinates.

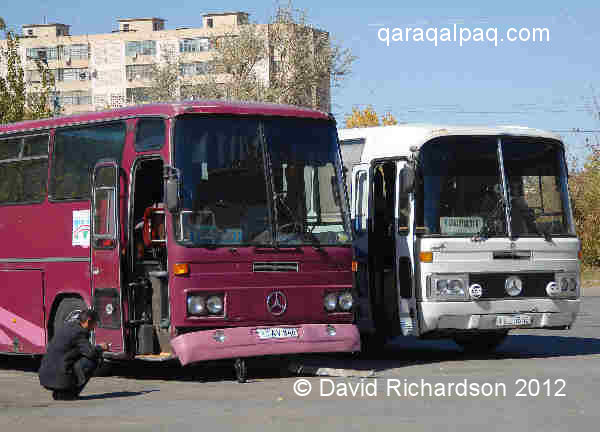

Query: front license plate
[256,327,299,340]
[496,315,532,327]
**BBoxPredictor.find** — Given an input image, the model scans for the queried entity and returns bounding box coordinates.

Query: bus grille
[469,273,554,299]
[253,262,299,272]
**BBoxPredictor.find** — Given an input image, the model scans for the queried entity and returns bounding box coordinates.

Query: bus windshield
[418,136,575,237]
[173,115,351,247]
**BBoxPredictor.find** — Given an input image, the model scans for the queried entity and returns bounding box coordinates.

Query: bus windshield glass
[418,136,574,237]
[173,115,351,247]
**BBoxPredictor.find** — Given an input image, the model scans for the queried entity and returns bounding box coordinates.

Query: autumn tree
[568,89,600,266]
[344,105,398,128]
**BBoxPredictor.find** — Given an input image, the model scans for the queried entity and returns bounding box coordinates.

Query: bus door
[351,163,374,333]
[396,160,418,336]
[91,159,125,354]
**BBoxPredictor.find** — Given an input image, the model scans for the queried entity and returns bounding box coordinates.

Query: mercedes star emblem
[266,291,287,316]
[505,276,523,297]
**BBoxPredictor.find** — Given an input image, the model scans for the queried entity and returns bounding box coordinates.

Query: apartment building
[0,12,331,115]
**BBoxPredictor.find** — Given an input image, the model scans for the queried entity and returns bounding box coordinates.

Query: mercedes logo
[505,276,523,297]
[266,291,287,316]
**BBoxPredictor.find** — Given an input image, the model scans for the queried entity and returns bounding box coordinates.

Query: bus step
[134,352,176,362]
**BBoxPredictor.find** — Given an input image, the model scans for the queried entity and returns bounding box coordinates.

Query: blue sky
[3,0,599,159]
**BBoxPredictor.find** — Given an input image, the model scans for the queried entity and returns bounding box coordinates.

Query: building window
[180,62,209,76]
[59,91,92,106]
[27,29,33,36]
[67,44,89,60]
[126,64,154,81]
[57,68,89,81]
[126,87,152,103]
[179,38,212,53]
[207,18,214,28]
[123,24,130,32]
[153,21,163,31]
[126,40,157,57]
[26,47,59,61]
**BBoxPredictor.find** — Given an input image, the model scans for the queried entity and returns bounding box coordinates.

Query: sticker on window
[73,209,90,247]
[440,217,483,235]
[221,228,242,244]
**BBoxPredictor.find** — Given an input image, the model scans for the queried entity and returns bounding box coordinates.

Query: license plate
[256,327,299,340]
[496,315,532,327]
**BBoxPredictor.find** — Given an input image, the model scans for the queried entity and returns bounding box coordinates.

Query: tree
[344,105,398,128]
[144,2,355,110]
[0,19,55,123]
[143,44,183,103]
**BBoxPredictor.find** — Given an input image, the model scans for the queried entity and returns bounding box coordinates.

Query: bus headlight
[187,296,206,315]
[553,273,579,298]
[338,292,354,311]
[429,274,469,301]
[206,295,224,315]
[324,293,338,312]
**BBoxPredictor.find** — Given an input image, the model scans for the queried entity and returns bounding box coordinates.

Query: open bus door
[353,159,420,351]
[91,159,125,354]
[396,160,419,337]
[351,163,374,335]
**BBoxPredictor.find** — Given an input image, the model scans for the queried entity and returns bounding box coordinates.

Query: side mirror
[165,178,179,212]
[399,166,415,194]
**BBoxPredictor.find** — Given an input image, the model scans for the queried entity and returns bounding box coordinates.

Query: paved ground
[2,296,600,431]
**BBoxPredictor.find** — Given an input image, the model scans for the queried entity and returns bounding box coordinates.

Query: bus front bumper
[419,298,581,334]
[171,323,360,366]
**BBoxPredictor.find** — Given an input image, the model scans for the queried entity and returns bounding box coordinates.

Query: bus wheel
[234,358,247,383]
[454,331,509,354]
[53,298,87,337]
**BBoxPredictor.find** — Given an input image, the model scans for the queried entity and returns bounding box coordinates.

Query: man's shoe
[52,390,79,401]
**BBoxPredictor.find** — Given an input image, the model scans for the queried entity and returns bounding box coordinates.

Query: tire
[454,331,509,354]
[53,297,87,337]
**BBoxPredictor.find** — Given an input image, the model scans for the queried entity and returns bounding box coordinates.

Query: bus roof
[338,124,563,163]
[0,100,331,136]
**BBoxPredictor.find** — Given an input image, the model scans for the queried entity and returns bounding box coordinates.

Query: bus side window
[135,119,165,152]
[355,171,367,233]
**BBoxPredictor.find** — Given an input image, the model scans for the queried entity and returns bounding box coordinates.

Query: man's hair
[79,309,100,324]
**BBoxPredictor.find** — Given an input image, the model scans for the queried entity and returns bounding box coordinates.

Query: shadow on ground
[78,390,159,400]
[2,333,600,382]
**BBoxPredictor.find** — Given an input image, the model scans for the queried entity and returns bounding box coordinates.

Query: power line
[551,129,600,133]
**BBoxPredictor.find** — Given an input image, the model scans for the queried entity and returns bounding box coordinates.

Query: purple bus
[0,101,359,381]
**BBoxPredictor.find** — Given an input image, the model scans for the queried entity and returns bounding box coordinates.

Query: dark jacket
[38,322,102,390]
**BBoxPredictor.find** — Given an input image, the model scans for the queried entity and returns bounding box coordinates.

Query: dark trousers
[53,357,98,399]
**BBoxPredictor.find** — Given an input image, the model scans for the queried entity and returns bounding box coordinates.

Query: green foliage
[0,20,55,124]
[0,29,26,123]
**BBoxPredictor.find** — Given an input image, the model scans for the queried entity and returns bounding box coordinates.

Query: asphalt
[2,294,600,431]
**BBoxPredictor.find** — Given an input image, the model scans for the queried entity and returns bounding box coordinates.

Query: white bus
[340,124,581,352]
